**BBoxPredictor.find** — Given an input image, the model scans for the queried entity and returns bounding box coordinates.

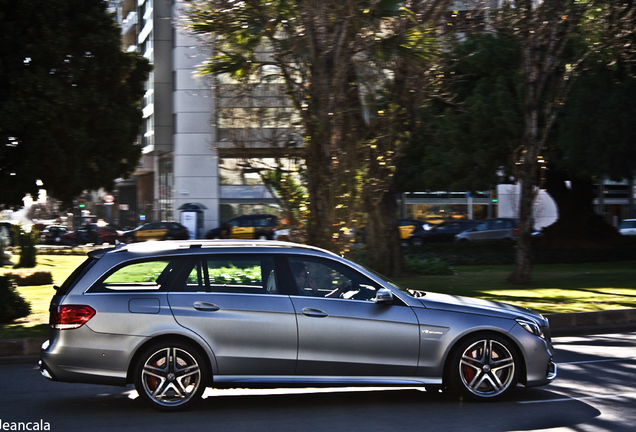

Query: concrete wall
[171,1,219,236]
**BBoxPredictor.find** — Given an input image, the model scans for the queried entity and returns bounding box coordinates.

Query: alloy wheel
[454,336,518,400]
[136,345,204,410]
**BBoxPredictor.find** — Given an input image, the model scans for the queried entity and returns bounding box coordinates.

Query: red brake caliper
[463,350,476,383]
[147,360,159,390]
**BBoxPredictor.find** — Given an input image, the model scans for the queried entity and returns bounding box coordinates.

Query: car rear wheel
[410,237,423,246]
[449,333,520,401]
[134,340,208,411]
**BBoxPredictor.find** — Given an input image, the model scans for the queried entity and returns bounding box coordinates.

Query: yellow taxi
[122,222,190,243]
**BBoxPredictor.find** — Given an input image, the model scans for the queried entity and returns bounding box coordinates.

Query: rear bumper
[39,328,145,386]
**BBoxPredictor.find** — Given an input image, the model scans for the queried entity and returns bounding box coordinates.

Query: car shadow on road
[34,385,603,432]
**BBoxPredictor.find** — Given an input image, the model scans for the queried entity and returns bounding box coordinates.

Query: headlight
[516,319,544,338]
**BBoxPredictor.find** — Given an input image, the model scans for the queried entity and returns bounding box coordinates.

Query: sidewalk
[2,309,635,363]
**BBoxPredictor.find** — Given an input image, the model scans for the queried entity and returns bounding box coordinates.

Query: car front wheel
[449,333,520,401]
[134,341,208,411]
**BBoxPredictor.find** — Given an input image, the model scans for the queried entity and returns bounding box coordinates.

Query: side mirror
[374,288,394,305]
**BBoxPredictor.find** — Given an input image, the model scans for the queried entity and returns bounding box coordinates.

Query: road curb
[2,309,636,360]
[0,338,47,358]
[546,308,636,336]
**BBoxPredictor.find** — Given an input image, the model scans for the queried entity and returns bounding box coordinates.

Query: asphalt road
[1,331,635,432]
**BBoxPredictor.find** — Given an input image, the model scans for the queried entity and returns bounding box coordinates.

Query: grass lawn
[395,260,636,314]
[1,255,86,339]
[2,254,636,339]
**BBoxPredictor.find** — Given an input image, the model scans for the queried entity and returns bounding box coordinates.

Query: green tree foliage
[0,0,151,205]
[184,0,446,275]
[555,58,636,183]
[261,168,309,229]
[400,33,523,193]
[403,30,636,250]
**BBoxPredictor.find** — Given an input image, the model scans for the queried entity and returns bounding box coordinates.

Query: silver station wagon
[40,240,556,411]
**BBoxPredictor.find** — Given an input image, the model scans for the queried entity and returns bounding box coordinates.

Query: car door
[285,256,420,377]
[136,222,169,241]
[168,254,297,376]
[468,220,491,241]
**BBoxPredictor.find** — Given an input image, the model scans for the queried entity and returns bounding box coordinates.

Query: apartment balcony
[121,11,138,35]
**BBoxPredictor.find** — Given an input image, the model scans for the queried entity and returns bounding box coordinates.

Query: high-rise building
[109,0,301,236]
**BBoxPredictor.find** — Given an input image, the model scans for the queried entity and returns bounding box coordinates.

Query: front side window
[288,257,379,301]
[474,221,489,231]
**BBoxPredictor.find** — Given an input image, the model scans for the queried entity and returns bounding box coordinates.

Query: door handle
[302,307,328,318]
[193,301,220,311]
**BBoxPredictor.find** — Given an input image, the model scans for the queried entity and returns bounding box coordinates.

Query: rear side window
[184,255,278,295]
[88,259,182,293]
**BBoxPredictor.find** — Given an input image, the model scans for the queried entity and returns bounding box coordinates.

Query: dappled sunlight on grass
[395,260,636,314]
[476,288,636,314]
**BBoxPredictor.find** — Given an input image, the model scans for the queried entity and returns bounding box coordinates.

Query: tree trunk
[304,121,335,251]
[506,151,536,285]
[365,186,403,277]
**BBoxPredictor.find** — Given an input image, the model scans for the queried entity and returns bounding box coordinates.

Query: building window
[219,158,301,186]
[158,155,173,221]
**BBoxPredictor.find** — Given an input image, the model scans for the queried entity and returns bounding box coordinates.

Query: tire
[134,340,208,412]
[410,237,423,247]
[448,332,520,401]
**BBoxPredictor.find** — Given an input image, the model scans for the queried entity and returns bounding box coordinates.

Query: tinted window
[89,259,183,292]
[492,219,507,230]
[288,256,379,301]
[620,220,636,229]
[184,255,278,295]
[474,221,489,231]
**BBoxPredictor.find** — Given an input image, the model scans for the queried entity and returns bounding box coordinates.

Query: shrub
[1,270,53,286]
[404,256,454,276]
[0,275,32,323]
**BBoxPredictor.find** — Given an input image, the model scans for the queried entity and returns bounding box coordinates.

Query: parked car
[205,214,278,240]
[121,222,190,243]
[409,220,477,246]
[455,218,520,242]
[618,219,636,236]
[398,218,426,240]
[39,225,68,245]
[40,239,556,411]
[61,224,121,246]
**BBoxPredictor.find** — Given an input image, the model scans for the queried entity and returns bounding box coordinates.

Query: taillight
[50,305,96,330]
[513,228,520,236]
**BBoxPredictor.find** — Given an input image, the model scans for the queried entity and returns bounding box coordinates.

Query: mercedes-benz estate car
[40,240,556,411]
